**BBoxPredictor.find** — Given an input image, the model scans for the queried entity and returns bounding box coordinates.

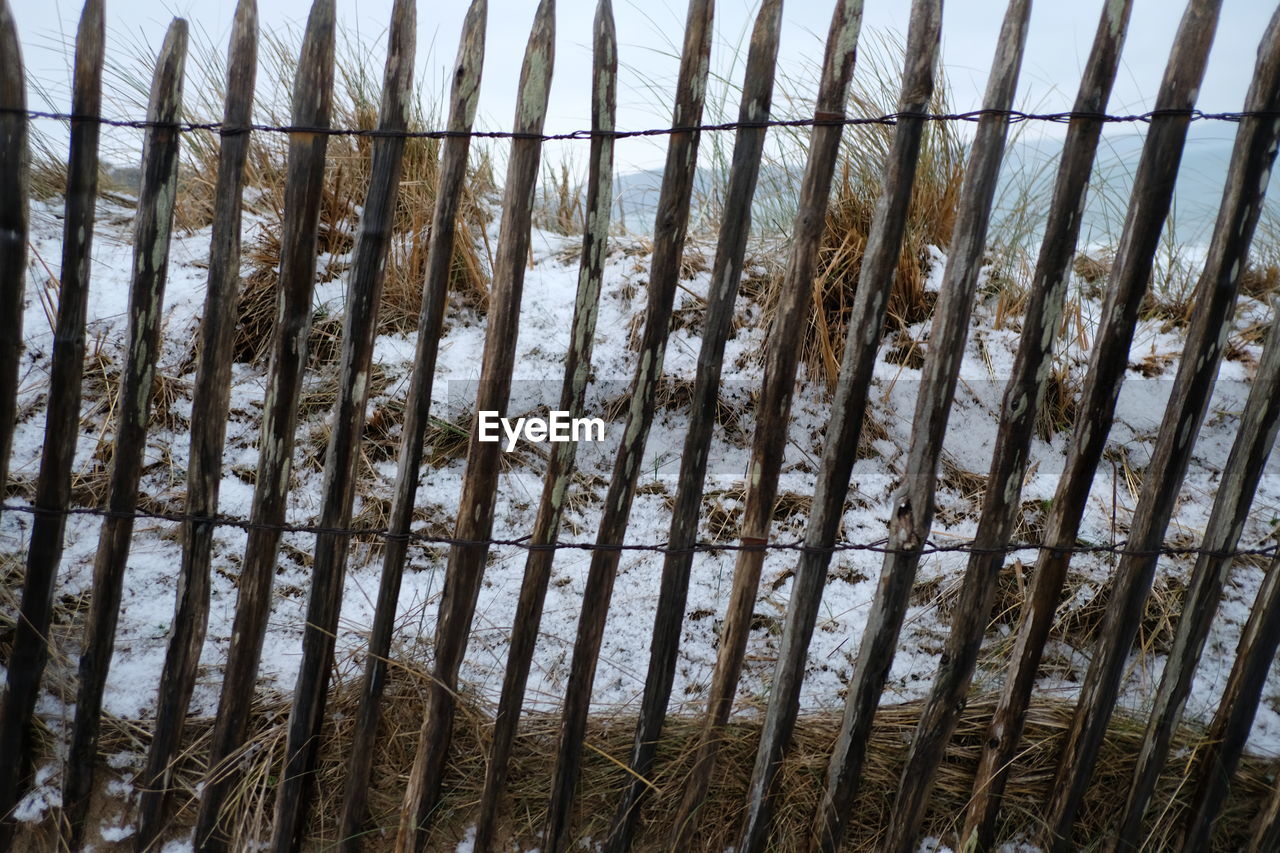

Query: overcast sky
[9,0,1276,170]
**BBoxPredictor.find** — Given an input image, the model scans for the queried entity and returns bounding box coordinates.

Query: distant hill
[605,124,1268,249]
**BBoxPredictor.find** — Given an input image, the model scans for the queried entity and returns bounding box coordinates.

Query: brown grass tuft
[2,554,1274,852]
[24,675,1276,852]
[166,28,495,368]
[755,33,966,389]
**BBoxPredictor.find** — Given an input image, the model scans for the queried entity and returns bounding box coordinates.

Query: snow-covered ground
[3,186,1279,839]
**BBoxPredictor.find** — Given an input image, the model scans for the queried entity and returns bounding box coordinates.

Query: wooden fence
[1,0,1280,850]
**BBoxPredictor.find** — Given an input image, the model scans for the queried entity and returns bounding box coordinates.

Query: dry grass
[676,483,817,544]
[2,497,1273,853]
[159,28,496,367]
[752,33,966,389]
[534,156,585,236]
[1036,357,1083,440]
[13,17,1280,853]
[8,655,1273,852]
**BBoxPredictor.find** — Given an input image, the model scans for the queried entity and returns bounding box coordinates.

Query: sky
[7,0,1276,172]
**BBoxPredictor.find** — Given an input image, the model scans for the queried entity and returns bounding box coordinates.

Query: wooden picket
[669,3,863,844]
[136,3,257,849]
[337,1,486,846]
[192,1,335,848]
[962,1,1223,846]
[738,1,942,846]
[1,1,1279,851]
[1182,544,1280,851]
[1120,301,1280,848]
[270,3,416,848]
[888,0,1132,846]
[396,2,554,848]
[807,4,1032,851]
[0,0,27,527]
[607,1,779,850]
[542,1,711,850]
[62,19,187,848]
[1044,7,1280,848]
[0,1,103,845]
[474,3,614,851]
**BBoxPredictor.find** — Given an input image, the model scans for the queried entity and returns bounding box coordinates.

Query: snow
[3,180,1280,834]
[11,765,60,824]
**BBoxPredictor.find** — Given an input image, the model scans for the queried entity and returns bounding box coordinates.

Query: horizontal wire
[1,501,1275,562]
[1,106,1274,141]
[4,103,1275,560]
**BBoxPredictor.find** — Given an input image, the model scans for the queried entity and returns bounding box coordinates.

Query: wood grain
[191,2,335,848]
[135,5,257,849]
[336,1,486,847]
[0,1,103,843]
[961,1,1224,847]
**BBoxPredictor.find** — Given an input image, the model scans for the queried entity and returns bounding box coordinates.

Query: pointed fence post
[805,4,1031,853]
[135,4,257,848]
[961,1,1224,847]
[0,0,27,513]
[0,1,103,844]
[1044,9,1280,850]
[473,4,614,852]
[605,3,780,851]
[886,2,1133,849]
[62,20,187,849]
[336,2,485,847]
[540,2,713,851]
[394,4,554,850]
[665,4,864,846]
[729,1,942,849]
[190,2,336,849]
[270,4,416,850]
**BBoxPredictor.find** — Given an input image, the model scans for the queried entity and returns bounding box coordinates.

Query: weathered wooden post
[806,3,1031,852]
[337,1,486,847]
[1045,7,1280,850]
[1119,298,1280,848]
[270,3,415,849]
[62,19,188,849]
[1180,543,1280,852]
[605,2,779,850]
[666,3,863,845]
[730,0,941,848]
[540,2,712,850]
[887,2,1133,849]
[191,2,335,848]
[394,3,553,850]
[0,0,28,513]
[136,3,258,847]
[962,1,1223,847]
[0,2,103,844]
[473,3,614,851]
